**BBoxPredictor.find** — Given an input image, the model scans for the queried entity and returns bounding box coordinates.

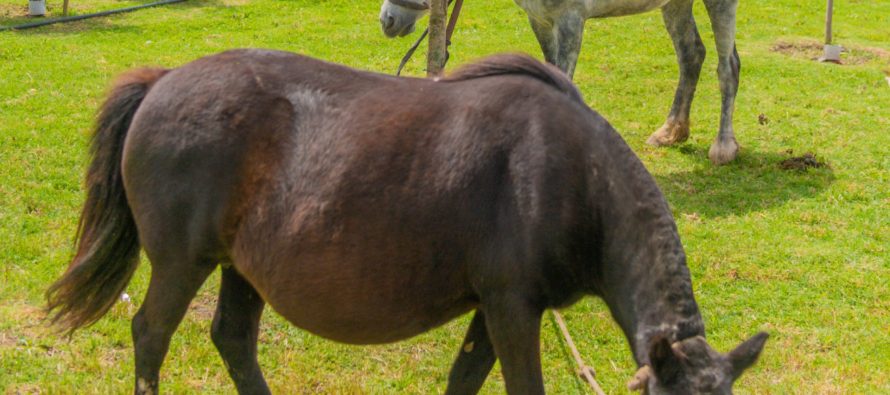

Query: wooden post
[63,0,69,16]
[426,0,447,77]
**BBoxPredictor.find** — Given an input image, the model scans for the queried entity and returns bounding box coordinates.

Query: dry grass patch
[771,39,890,66]
[0,3,27,19]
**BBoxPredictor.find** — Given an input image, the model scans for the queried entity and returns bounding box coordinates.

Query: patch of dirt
[727,269,739,280]
[758,113,770,125]
[188,290,217,321]
[779,150,829,171]
[0,302,50,350]
[0,3,29,19]
[771,39,890,65]
[0,331,18,348]
[5,383,43,394]
[682,212,702,223]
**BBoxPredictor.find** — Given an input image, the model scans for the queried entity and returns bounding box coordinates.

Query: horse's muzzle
[380,12,417,38]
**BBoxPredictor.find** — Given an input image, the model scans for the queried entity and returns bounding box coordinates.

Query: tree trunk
[427,0,448,77]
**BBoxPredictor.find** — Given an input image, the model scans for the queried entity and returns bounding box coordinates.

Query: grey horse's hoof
[708,137,739,165]
[646,120,689,146]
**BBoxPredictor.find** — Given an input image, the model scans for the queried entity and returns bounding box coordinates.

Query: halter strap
[395,0,464,76]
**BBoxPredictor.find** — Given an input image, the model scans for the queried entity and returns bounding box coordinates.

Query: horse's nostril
[384,15,395,30]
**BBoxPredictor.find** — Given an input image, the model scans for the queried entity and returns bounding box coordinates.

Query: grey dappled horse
[380,0,742,164]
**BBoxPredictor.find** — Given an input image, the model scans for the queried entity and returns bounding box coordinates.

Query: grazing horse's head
[379,0,429,37]
[627,333,769,395]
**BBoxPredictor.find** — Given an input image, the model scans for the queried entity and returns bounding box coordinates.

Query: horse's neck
[595,169,705,366]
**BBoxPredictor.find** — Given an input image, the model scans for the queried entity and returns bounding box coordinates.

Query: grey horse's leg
[528,12,585,78]
[647,0,706,147]
[703,0,740,164]
[444,311,496,395]
[554,13,585,79]
[211,267,269,395]
[528,16,558,66]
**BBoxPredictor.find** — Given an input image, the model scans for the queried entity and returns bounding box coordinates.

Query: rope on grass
[550,310,607,395]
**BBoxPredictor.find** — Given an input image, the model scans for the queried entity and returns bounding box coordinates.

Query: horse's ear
[727,332,769,378]
[649,335,686,384]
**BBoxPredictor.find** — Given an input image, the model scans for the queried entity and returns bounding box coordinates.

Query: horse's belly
[515,0,669,19]
[275,296,475,345]
[239,248,476,345]
[585,0,670,17]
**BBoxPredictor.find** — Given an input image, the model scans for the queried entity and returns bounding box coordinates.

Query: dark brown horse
[47,50,766,394]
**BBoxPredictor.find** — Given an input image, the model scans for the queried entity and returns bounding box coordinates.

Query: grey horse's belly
[515,0,670,19]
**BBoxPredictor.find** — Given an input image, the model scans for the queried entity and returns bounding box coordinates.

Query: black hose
[0,0,186,32]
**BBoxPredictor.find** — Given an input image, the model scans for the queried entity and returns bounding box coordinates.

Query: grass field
[1,0,888,393]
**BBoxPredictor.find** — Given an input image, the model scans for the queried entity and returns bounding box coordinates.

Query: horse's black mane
[443,53,584,105]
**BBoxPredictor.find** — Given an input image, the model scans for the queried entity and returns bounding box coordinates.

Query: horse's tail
[46,67,169,334]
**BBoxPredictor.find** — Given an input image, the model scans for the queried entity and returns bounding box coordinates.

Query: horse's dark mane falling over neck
[444,53,585,105]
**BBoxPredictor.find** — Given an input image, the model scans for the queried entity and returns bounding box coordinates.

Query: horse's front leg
[703,0,740,165]
[482,293,545,394]
[445,311,496,395]
[647,0,705,147]
[527,12,585,79]
[528,16,558,66]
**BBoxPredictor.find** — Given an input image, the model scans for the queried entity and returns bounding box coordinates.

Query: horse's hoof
[646,120,689,147]
[708,137,740,165]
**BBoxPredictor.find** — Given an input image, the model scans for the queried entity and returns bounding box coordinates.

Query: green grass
[1,0,888,393]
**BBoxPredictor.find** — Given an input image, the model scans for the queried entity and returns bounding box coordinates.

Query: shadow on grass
[0,0,226,34]
[653,145,835,218]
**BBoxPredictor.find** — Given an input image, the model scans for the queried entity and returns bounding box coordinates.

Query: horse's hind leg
[648,0,706,147]
[703,0,740,164]
[132,254,215,395]
[211,267,269,395]
[445,311,496,395]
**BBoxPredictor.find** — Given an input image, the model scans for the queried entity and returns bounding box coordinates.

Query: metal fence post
[820,0,841,63]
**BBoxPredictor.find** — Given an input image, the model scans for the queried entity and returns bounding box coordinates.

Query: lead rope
[395,0,463,76]
[550,310,607,395]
